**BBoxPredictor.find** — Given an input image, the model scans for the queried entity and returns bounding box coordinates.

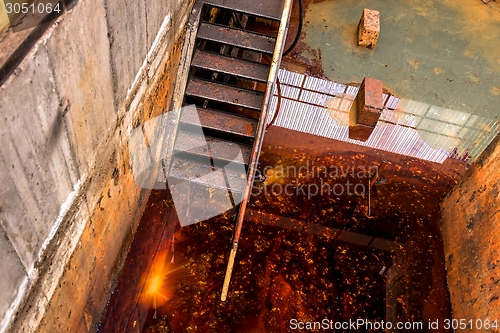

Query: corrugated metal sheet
[426,106,471,126]
[268,69,500,163]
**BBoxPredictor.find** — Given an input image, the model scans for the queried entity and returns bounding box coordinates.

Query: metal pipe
[220,0,294,301]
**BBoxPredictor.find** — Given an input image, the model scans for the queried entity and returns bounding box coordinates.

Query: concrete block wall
[0,0,194,331]
[441,134,500,327]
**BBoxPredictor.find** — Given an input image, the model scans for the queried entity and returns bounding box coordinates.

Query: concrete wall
[0,0,194,331]
[441,134,500,327]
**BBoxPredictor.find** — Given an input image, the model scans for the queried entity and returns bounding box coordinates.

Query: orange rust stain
[143,42,183,121]
[244,123,255,136]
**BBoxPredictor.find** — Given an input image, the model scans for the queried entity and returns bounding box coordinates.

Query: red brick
[355,77,383,127]
[348,78,383,141]
[349,123,374,141]
[358,9,380,49]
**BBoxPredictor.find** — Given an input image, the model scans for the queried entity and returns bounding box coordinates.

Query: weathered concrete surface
[104,0,148,108]
[0,41,75,275]
[0,0,194,331]
[441,134,500,326]
[0,222,27,328]
[46,0,116,178]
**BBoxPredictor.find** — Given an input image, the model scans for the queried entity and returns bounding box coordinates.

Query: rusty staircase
[167,0,292,301]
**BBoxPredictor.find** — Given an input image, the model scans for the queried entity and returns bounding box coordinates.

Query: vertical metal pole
[220,0,294,301]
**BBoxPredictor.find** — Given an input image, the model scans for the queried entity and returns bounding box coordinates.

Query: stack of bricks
[357,8,380,49]
[349,77,383,141]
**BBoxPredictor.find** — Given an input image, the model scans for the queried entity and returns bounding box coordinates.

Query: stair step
[180,105,258,138]
[174,130,252,165]
[192,50,269,83]
[185,78,264,111]
[197,22,275,55]
[169,157,246,193]
[203,0,285,21]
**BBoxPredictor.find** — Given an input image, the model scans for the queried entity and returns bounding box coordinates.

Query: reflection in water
[269,69,499,164]
[101,108,462,332]
[141,250,179,319]
[100,0,500,330]
[100,191,392,332]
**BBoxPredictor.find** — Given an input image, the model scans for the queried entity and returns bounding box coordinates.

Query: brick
[349,123,374,141]
[356,78,383,126]
[357,8,380,49]
[348,78,383,141]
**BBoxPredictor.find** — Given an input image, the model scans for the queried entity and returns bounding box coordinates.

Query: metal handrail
[220,0,294,301]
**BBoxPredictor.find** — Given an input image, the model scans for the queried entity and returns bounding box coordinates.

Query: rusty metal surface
[174,129,252,164]
[197,22,276,54]
[203,0,285,21]
[185,77,264,110]
[180,105,258,138]
[192,50,269,82]
[220,0,293,302]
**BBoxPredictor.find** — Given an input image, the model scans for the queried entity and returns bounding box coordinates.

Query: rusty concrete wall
[441,134,500,327]
[0,0,195,331]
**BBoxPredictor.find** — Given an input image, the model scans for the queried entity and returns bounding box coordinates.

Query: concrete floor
[300,0,500,118]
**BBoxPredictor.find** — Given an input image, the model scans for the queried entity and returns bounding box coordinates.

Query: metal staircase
[168,0,292,301]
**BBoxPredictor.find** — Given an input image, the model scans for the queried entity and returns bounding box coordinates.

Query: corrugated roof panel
[333,83,347,95]
[426,105,471,126]
[304,75,320,91]
[397,113,421,128]
[385,95,400,110]
[278,69,304,87]
[339,95,354,112]
[399,99,429,116]
[317,80,335,95]
[346,86,359,95]
[379,108,396,123]
[281,85,301,99]
[299,90,327,105]
[266,69,499,164]
[465,114,480,128]
[325,96,341,110]
[418,118,461,137]
[458,127,483,141]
